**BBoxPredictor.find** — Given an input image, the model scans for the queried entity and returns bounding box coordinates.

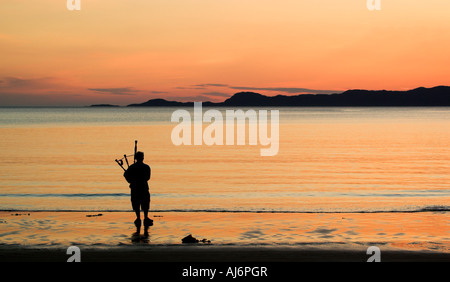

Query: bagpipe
[115,140,137,172]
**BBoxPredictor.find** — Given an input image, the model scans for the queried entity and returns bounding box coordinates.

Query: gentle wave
[1,190,448,198]
[0,193,129,198]
[1,206,448,213]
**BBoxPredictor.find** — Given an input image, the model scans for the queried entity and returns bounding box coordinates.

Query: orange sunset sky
[1,0,449,106]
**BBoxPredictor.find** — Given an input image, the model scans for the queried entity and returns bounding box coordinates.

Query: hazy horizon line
[1,85,448,107]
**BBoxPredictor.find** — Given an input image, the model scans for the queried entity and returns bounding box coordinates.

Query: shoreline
[2,206,449,213]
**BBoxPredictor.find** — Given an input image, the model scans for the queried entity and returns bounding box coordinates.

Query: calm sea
[0,107,449,213]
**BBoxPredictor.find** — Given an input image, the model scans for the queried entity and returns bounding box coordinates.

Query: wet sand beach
[0,211,448,262]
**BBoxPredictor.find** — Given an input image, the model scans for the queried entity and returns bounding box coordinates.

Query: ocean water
[0,106,449,214]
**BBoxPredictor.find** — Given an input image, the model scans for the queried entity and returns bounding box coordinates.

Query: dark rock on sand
[182,234,199,244]
[182,234,211,244]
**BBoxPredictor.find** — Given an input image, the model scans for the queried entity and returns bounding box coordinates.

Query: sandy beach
[1,211,448,262]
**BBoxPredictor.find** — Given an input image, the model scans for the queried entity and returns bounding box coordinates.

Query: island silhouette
[91,86,450,107]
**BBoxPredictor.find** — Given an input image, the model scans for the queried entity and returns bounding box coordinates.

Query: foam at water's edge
[1,205,448,214]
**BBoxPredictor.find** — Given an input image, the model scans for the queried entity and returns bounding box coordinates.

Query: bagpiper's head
[135,151,144,163]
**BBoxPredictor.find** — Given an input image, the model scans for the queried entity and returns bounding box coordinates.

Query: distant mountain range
[91,86,450,107]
